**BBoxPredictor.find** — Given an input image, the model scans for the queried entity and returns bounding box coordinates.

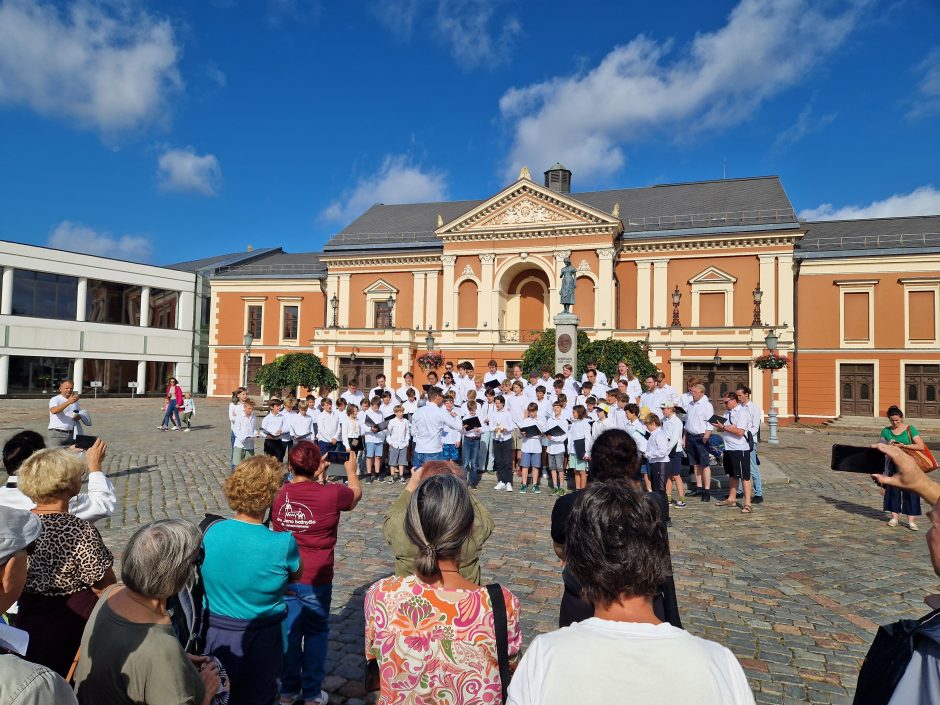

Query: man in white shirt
[507,482,754,705]
[560,364,580,400]
[410,387,462,469]
[736,384,764,504]
[48,380,86,447]
[369,373,396,403]
[340,380,364,407]
[396,372,419,404]
[657,372,677,404]
[583,369,608,399]
[580,360,608,386]
[638,375,666,417]
[683,383,714,502]
[483,360,506,386]
[0,431,116,523]
[508,364,528,391]
[713,392,754,511]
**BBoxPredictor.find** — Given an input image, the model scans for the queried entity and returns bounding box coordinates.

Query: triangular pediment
[362,279,398,294]
[436,177,621,237]
[689,266,737,285]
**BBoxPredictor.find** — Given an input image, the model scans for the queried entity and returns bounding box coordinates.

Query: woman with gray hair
[365,474,521,704]
[73,519,222,705]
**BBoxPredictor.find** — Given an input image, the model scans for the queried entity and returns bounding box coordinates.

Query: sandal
[715,500,737,507]
[741,505,752,513]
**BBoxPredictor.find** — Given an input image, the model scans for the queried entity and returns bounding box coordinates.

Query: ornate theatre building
[207,165,940,422]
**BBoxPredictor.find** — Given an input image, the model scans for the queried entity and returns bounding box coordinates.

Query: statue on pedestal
[559,257,576,313]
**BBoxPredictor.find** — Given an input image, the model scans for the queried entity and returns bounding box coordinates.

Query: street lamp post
[330,294,339,328]
[425,326,435,352]
[764,329,780,445]
[242,333,254,389]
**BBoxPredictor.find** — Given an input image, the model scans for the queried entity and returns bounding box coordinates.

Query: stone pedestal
[553,312,579,374]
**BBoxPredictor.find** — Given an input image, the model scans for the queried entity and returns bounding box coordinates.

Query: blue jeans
[162,399,181,428]
[412,451,441,469]
[480,431,493,472]
[463,437,481,486]
[750,446,763,496]
[281,583,332,700]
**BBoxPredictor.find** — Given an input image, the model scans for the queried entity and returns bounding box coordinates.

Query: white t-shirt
[507,618,754,705]
[49,395,81,431]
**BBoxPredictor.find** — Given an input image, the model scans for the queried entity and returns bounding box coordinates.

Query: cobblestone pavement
[2,398,937,704]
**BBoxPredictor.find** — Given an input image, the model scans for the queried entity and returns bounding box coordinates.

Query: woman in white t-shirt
[507,482,754,705]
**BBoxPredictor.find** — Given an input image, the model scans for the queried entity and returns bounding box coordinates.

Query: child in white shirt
[544,401,569,496]
[461,399,483,488]
[344,405,362,469]
[290,400,316,442]
[519,403,544,494]
[386,405,410,483]
[567,405,593,491]
[316,399,342,451]
[182,392,196,432]
[232,400,257,466]
[441,396,462,462]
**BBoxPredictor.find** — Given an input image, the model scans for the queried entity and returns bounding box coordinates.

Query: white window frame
[836,280,877,349]
[242,297,266,340]
[689,267,736,327]
[363,280,399,329]
[900,278,940,349]
[278,297,302,344]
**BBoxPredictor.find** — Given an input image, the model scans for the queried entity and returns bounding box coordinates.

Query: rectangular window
[8,356,74,394]
[374,301,392,329]
[699,292,725,327]
[11,270,78,320]
[909,290,937,341]
[843,292,870,341]
[282,305,298,339]
[149,289,178,329]
[247,305,263,338]
[86,279,141,325]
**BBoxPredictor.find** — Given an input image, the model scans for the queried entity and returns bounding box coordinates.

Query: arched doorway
[500,267,550,341]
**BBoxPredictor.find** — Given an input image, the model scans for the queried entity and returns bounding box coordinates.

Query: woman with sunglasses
[73,519,222,705]
[159,377,184,431]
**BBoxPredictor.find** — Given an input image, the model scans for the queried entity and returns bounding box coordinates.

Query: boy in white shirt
[518,403,544,494]
[397,372,419,404]
[461,399,483,489]
[386,405,410,484]
[316,398,341,455]
[441,396,462,462]
[544,401,569,496]
[232,400,257,466]
[289,399,316,442]
[483,359,506,386]
[567,405,593,491]
[260,399,286,462]
[363,396,386,484]
[506,381,528,474]
[340,380,364,407]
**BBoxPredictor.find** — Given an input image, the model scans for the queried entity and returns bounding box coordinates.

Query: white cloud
[372,0,520,69]
[322,155,448,224]
[909,47,940,119]
[48,221,153,262]
[156,147,222,197]
[799,185,940,221]
[205,62,227,88]
[773,104,837,152]
[0,0,182,134]
[499,0,868,182]
[267,0,322,27]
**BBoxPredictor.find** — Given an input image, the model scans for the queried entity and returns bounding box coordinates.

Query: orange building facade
[207,166,940,422]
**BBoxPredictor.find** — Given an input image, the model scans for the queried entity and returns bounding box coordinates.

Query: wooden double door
[906,364,939,418]
[682,364,750,416]
[839,364,874,416]
[338,357,384,390]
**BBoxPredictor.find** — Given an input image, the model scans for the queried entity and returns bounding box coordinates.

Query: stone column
[652,259,669,327]
[426,271,440,331]
[412,272,426,329]
[596,247,617,329]
[479,254,496,330]
[1,267,13,315]
[137,360,147,393]
[777,253,794,330]
[73,358,84,392]
[76,277,87,322]
[441,255,456,329]
[0,355,10,395]
[139,286,151,326]
[636,260,652,328]
[338,274,351,328]
[758,255,777,326]
[553,312,579,375]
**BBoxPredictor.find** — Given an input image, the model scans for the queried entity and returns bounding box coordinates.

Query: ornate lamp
[330,293,339,328]
[713,348,721,366]
[386,294,395,329]
[425,327,435,352]
[671,286,681,327]
[752,286,763,326]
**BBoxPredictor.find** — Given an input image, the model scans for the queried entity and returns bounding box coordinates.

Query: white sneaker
[505,483,513,492]
[494,482,505,490]
[183,428,191,433]
[309,691,329,705]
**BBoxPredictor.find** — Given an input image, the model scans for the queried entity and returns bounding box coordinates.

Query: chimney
[247,244,253,252]
[544,162,572,194]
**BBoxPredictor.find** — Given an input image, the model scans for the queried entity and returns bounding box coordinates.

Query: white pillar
[652,259,669,328]
[758,255,777,326]
[139,286,151,326]
[597,248,616,329]
[426,271,439,331]
[76,277,87,322]
[137,360,147,392]
[325,275,339,327]
[479,254,495,329]
[1,267,13,315]
[338,274,351,328]
[636,261,652,328]
[777,254,794,330]
[0,354,9,395]
[73,358,84,392]
[441,255,456,330]
[178,290,195,331]
[412,272,426,329]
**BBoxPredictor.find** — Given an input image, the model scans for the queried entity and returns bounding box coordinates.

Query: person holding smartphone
[880,405,927,530]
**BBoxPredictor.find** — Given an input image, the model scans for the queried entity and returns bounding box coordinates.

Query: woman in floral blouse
[365,472,521,704]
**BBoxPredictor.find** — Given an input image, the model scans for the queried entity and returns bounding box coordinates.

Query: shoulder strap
[486,583,511,702]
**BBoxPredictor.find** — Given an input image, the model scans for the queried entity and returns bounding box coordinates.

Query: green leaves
[520,329,657,379]
[251,353,339,396]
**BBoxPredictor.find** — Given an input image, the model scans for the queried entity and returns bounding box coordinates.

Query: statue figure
[559,256,576,313]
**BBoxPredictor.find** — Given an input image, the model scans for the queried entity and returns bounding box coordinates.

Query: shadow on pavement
[108,464,159,479]
[819,494,888,521]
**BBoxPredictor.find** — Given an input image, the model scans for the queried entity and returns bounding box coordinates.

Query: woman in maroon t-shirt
[271,441,361,705]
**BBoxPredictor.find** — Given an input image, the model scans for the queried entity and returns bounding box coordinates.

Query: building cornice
[320,252,444,269]
[619,233,802,254]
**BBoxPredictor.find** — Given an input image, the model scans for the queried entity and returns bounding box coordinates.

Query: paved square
[2,397,936,704]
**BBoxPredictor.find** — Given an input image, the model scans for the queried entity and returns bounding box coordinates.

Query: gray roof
[211,251,327,280]
[323,176,797,252]
[797,215,940,259]
[168,248,281,273]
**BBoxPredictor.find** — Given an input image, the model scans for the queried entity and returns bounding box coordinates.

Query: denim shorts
[365,441,384,458]
[547,453,565,470]
[521,452,541,468]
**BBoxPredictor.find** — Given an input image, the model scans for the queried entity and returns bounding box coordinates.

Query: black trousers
[264,439,286,462]
[493,439,513,484]
[649,461,670,522]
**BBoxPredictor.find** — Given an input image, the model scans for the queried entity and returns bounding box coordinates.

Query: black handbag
[486,583,512,702]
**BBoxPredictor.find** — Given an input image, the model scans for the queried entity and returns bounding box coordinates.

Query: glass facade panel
[86,279,141,325]
[83,359,139,394]
[11,270,78,320]
[149,289,178,329]
[8,356,74,394]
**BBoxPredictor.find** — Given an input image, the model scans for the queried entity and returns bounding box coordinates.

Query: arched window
[458,280,478,329]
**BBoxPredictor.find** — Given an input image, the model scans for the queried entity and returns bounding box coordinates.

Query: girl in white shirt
[545,401,569,495]
[228,387,248,466]
[344,406,362,473]
[386,405,411,483]
[567,405,593,490]
[232,400,257,466]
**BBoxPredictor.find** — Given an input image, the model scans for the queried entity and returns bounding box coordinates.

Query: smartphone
[74,434,98,450]
[326,450,350,478]
[830,444,887,473]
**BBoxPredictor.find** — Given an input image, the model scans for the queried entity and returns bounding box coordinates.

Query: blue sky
[0,0,938,265]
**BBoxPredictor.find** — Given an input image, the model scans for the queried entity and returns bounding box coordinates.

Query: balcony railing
[498,329,543,343]
[625,208,797,231]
